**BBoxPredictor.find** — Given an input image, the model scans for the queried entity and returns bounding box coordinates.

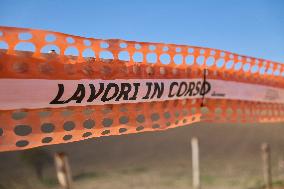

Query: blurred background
[0,0,284,189]
[2,123,284,189]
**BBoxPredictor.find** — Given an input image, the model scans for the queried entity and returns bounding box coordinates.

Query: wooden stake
[261,143,272,189]
[191,137,200,189]
[54,152,73,189]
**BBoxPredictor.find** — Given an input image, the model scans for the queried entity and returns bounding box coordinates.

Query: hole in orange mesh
[146,66,154,75]
[226,60,234,69]
[99,51,113,59]
[136,126,144,131]
[82,48,95,58]
[261,109,267,116]
[191,107,196,114]
[63,121,75,131]
[61,109,74,116]
[210,50,216,55]
[236,108,242,115]
[64,47,79,56]
[163,46,169,52]
[206,57,215,67]
[136,115,145,123]
[66,37,75,44]
[100,42,109,48]
[0,128,3,136]
[15,42,35,52]
[38,63,54,74]
[101,66,112,75]
[182,109,189,116]
[119,128,127,133]
[41,123,55,133]
[41,44,60,54]
[251,65,259,73]
[118,51,130,61]
[160,67,166,75]
[146,53,157,63]
[266,68,273,75]
[45,34,56,42]
[0,41,8,50]
[0,31,3,36]
[135,44,141,50]
[164,112,171,119]
[152,124,160,129]
[102,107,112,114]
[120,42,127,48]
[82,64,94,75]
[83,119,95,129]
[14,125,32,136]
[102,118,113,127]
[120,106,128,112]
[174,54,183,65]
[216,58,225,68]
[172,68,178,75]
[226,108,233,115]
[185,55,194,65]
[151,113,160,121]
[19,32,32,40]
[243,63,251,72]
[188,48,194,53]
[149,45,156,51]
[133,52,143,62]
[215,107,222,116]
[38,110,52,117]
[201,107,209,114]
[160,54,171,64]
[84,40,91,46]
[259,67,266,74]
[83,108,95,115]
[42,137,53,143]
[175,111,180,117]
[101,130,110,135]
[234,62,243,70]
[274,69,280,76]
[119,116,129,124]
[220,52,226,57]
[196,56,205,66]
[11,62,27,73]
[176,47,181,53]
[82,132,92,138]
[12,111,27,120]
[166,122,171,127]
[132,65,140,74]
[63,135,72,141]
[16,140,29,147]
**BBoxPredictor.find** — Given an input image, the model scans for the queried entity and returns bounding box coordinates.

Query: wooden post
[54,152,73,189]
[191,137,200,189]
[261,143,272,189]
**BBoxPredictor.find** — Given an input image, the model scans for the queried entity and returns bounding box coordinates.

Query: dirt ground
[1,122,284,189]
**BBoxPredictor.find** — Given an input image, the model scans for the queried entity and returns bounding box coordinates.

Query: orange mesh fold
[0,26,283,152]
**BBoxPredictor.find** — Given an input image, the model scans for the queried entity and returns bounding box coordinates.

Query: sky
[0,0,284,62]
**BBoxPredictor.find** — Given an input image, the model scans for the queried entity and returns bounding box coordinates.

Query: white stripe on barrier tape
[0,79,283,110]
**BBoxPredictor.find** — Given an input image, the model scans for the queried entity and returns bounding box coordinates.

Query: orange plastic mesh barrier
[0,26,284,152]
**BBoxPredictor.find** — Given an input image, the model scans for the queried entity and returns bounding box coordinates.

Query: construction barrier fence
[0,26,283,151]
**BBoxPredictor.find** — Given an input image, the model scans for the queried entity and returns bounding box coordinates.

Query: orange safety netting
[0,26,283,152]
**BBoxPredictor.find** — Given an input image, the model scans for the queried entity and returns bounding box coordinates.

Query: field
[1,122,284,189]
